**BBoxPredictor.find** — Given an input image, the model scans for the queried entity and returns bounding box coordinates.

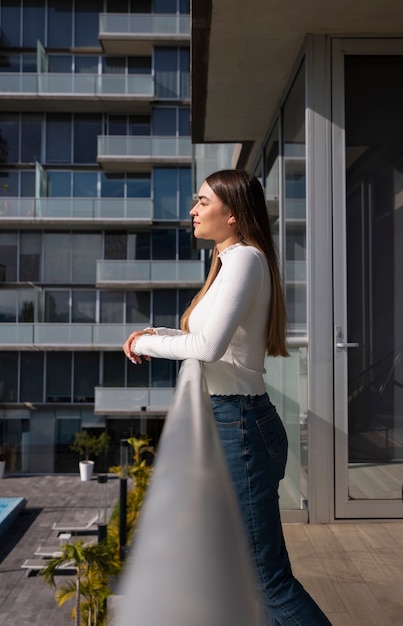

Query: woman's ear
[228,215,236,225]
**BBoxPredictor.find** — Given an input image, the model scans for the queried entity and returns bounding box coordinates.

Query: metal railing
[114,359,263,626]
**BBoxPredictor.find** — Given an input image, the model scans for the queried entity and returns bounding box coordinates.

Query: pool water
[0,497,26,537]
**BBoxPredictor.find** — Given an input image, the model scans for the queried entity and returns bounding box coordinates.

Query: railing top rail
[116,358,263,626]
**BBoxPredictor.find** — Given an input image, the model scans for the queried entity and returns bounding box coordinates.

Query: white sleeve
[133,248,264,362]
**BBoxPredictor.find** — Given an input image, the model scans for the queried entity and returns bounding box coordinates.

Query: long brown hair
[181,169,288,357]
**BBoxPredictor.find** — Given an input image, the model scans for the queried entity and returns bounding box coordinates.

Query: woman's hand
[122,329,155,365]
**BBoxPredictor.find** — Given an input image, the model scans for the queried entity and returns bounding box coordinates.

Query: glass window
[46,353,72,402]
[179,167,192,219]
[282,61,306,335]
[151,359,176,387]
[44,233,70,282]
[71,233,101,283]
[0,53,20,72]
[0,289,17,322]
[155,48,178,98]
[101,173,124,198]
[179,228,198,260]
[179,107,190,136]
[152,229,176,259]
[1,0,21,47]
[74,0,103,47]
[129,115,150,136]
[21,171,35,197]
[127,357,149,387]
[154,168,177,219]
[102,57,125,74]
[73,352,98,402]
[152,108,176,135]
[180,48,190,99]
[103,352,125,387]
[180,0,191,14]
[0,114,19,164]
[47,0,73,48]
[264,120,280,250]
[73,172,98,198]
[18,288,36,322]
[108,115,127,135]
[48,55,73,72]
[47,171,71,197]
[20,232,42,282]
[72,291,96,323]
[0,353,18,402]
[128,57,151,75]
[0,233,17,282]
[46,114,72,164]
[153,289,176,327]
[154,0,176,13]
[0,171,18,197]
[128,231,150,259]
[22,0,45,47]
[127,174,151,197]
[21,54,36,73]
[45,290,70,322]
[179,288,197,316]
[21,353,44,402]
[105,233,127,260]
[126,291,150,324]
[73,114,102,164]
[21,114,42,163]
[75,56,98,73]
[100,291,124,323]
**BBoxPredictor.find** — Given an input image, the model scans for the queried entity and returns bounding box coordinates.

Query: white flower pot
[0,460,5,479]
[79,460,94,482]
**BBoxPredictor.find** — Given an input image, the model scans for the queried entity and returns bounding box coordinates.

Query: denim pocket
[256,409,288,462]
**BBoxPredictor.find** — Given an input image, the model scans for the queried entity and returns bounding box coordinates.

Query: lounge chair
[35,537,96,557]
[21,558,75,577]
[51,514,98,533]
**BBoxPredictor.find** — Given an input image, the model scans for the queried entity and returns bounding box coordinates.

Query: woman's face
[190,181,238,250]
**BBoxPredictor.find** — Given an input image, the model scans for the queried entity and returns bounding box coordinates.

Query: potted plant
[0,447,5,479]
[70,431,110,482]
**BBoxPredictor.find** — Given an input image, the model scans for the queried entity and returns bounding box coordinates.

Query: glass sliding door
[333,39,403,518]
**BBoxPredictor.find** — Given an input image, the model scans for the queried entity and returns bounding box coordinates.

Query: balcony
[0,73,153,113]
[0,323,144,349]
[99,13,190,55]
[94,386,174,415]
[0,197,153,226]
[96,260,204,288]
[97,135,192,172]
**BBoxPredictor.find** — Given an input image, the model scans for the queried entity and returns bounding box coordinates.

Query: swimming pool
[0,497,26,538]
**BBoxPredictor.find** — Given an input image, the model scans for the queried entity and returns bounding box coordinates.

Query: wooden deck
[283,521,403,625]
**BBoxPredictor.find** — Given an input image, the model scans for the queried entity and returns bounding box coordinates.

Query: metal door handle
[336,342,359,349]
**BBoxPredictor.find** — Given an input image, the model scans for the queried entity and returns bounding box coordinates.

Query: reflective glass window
[71,233,101,283]
[20,233,42,282]
[128,232,150,259]
[179,228,198,260]
[126,291,150,324]
[47,171,71,197]
[18,288,36,322]
[74,0,103,47]
[179,289,197,316]
[155,48,178,98]
[179,167,191,219]
[21,53,36,72]
[45,290,70,322]
[73,352,98,402]
[153,289,176,327]
[101,173,124,198]
[21,353,44,402]
[127,174,151,197]
[48,55,73,72]
[46,114,72,164]
[48,0,73,48]
[21,114,42,163]
[127,357,149,387]
[128,57,151,75]
[0,53,19,72]
[73,172,97,198]
[0,232,17,282]
[22,0,45,47]
[179,107,190,135]
[0,171,18,197]
[0,353,18,402]
[21,171,35,197]
[73,115,101,164]
[180,48,190,99]
[0,289,17,322]
[72,291,96,323]
[43,233,71,282]
[154,0,176,12]
[105,233,127,260]
[46,353,72,402]
[0,114,19,164]
[1,0,21,47]
[75,56,98,73]
[100,291,124,323]
[129,115,150,136]
[154,168,177,219]
[151,359,176,387]
[152,229,176,259]
[152,108,176,136]
[102,57,125,74]
[103,352,125,387]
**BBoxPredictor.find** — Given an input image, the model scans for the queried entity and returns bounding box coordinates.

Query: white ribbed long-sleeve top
[133,243,271,395]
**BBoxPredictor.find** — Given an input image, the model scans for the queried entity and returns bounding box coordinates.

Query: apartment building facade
[0,0,201,474]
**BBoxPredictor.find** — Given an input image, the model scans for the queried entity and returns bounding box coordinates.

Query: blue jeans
[210,393,332,626]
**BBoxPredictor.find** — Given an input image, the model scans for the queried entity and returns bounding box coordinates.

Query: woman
[123,169,331,625]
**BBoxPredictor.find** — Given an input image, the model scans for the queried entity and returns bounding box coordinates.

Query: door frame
[332,37,403,519]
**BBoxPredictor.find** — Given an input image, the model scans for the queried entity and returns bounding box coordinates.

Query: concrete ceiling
[192,0,403,165]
